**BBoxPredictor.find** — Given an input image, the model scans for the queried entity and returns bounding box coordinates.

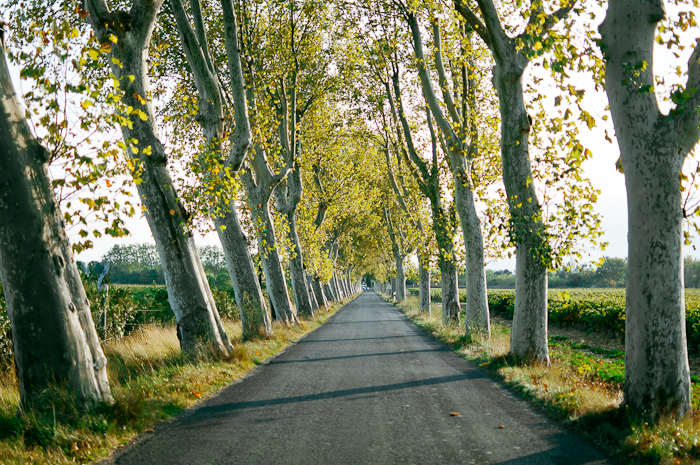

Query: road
[107,291,612,465]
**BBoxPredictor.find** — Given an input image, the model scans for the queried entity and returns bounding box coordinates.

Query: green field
[407,287,700,353]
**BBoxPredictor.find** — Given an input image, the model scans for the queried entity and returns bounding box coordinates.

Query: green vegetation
[410,287,700,353]
[389,293,700,464]
[0,280,238,368]
[488,289,700,353]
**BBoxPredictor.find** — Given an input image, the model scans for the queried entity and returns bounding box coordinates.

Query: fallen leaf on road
[146,429,155,433]
[498,425,505,429]
[450,412,460,416]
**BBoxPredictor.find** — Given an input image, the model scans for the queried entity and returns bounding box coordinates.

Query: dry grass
[0,297,354,464]
[387,293,700,464]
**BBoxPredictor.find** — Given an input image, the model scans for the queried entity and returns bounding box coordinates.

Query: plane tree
[599,0,700,419]
[164,0,273,338]
[453,0,605,362]
[80,0,236,354]
[0,28,113,408]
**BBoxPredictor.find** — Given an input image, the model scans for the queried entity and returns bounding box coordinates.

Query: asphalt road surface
[108,291,613,465]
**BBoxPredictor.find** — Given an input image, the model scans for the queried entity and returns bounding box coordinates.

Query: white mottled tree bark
[407,13,489,336]
[85,0,232,355]
[454,0,569,360]
[419,263,431,315]
[387,70,459,323]
[0,31,113,407]
[169,0,272,338]
[313,277,329,309]
[599,0,700,419]
[242,167,298,324]
[275,167,314,317]
[306,273,319,311]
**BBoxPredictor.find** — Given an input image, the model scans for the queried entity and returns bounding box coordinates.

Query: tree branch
[432,19,462,128]
[220,0,252,172]
[406,12,462,151]
[387,76,430,183]
[674,40,700,153]
[453,0,494,52]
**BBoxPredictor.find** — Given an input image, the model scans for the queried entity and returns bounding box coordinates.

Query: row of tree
[0,0,374,411]
[353,0,700,422]
[0,0,698,425]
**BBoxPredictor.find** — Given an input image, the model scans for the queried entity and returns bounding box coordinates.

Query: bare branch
[220,0,252,172]
[431,19,462,128]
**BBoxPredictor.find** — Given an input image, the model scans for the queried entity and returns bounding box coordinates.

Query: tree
[0,29,113,408]
[593,257,626,288]
[402,7,493,336]
[167,0,273,338]
[454,0,597,362]
[599,0,700,419]
[84,0,233,355]
[383,141,433,313]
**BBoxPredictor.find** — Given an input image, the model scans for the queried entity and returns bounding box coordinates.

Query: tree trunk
[494,59,549,364]
[286,212,314,317]
[306,272,320,311]
[0,35,113,407]
[215,207,272,338]
[623,158,689,418]
[599,0,699,418]
[168,0,270,340]
[255,201,297,324]
[419,256,431,315]
[85,1,232,356]
[323,281,336,302]
[313,277,328,309]
[332,273,343,300]
[394,253,406,302]
[440,257,460,325]
[509,241,549,362]
[451,158,490,336]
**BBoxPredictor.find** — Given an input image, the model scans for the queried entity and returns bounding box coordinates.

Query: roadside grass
[386,293,700,465]
[0,298,353,464]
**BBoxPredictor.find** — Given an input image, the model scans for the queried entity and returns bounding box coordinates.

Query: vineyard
[408,288,700,354]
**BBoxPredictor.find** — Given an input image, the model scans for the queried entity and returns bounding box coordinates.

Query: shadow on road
[185,372,487,424]
[298,334,416,343]
[492,434,602,465]
[268,348,446,364]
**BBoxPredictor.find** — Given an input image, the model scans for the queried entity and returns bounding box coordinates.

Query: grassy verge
[0,297,354,464]
[385,293,700,465]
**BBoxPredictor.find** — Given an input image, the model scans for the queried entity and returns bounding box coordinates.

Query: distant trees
[88,244,230,287]
[484,258,628,289]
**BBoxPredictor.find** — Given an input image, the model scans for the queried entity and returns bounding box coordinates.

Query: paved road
[108,291,612,465]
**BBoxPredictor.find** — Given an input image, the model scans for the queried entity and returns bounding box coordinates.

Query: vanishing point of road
[108,291,612,465]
